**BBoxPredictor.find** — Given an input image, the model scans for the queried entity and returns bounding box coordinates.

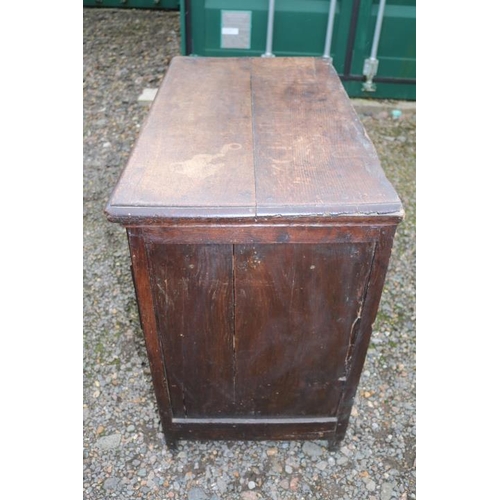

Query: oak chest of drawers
[105,56,403,450]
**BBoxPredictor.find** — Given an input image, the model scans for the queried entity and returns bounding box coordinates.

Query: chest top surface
[106,56,403,222]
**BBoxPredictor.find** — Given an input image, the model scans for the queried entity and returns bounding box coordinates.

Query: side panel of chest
[143,238,376,420]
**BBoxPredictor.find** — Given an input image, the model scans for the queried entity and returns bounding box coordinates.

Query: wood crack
[344,242,377,376]
[331,241,378,423]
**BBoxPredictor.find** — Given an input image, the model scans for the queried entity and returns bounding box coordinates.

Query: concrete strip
[138,88,158,105]
[351,98,416,114]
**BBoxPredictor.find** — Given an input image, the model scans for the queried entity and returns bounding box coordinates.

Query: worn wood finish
[105,56,402,222]
[330,226,398,449]
[251,58,399,216]
[126,229,176,448]
[108,58,255,216]
[233,243,374,417]
[106,57,404,450]
[145,243,235,418]
[170,418,337,442]
[141,223,382,245]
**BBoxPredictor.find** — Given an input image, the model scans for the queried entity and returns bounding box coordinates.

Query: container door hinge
[362,57,379,92]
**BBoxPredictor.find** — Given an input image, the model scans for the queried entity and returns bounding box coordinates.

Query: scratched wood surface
[126,229,176,447]
[233,243,375,417]
[332,226,397,445]
[143,240,375,421]
[106,56,402,221]
[145,243,235,418]
[251,58,400,216]
[108,57,256,217]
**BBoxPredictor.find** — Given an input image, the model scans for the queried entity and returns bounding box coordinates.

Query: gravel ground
[83,8,416,500]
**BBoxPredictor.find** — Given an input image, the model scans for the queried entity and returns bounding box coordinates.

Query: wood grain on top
[108,57,256,217]
[251,58,400,216]
[106,56,403,221]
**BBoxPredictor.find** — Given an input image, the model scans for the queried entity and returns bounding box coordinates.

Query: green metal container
[83,0,179,9]
[180,0,415,99]
[342,0,416,99]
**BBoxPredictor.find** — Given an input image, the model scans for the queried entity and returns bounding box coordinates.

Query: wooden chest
[105,56,403,450]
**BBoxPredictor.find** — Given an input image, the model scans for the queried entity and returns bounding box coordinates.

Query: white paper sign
[222,27,239,36]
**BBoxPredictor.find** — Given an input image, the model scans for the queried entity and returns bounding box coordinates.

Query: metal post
[322,0,337,59]
[262,0,276,57]
[370,0,386,59]
[363,0,387,91]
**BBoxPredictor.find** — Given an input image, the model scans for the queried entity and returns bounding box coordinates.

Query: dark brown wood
[145,243,235,418]
[170,418,337,442]
[126,228,176,448]
[233,243,374,417]
[330,225,398,448]
[107,57,404,450]
[141,223,382,245]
